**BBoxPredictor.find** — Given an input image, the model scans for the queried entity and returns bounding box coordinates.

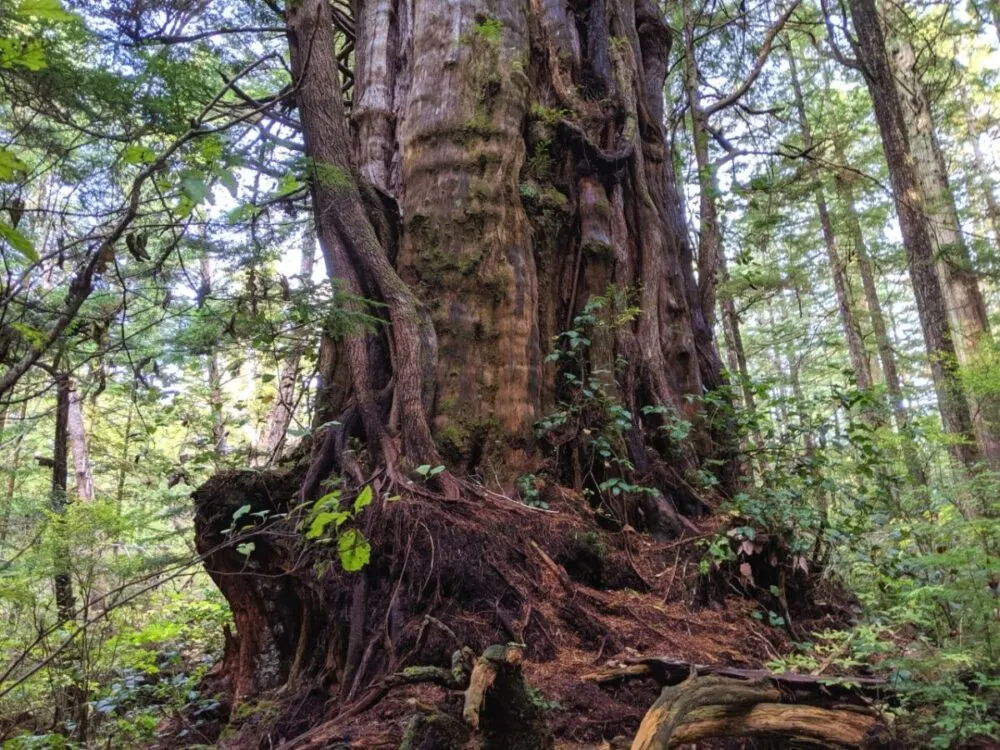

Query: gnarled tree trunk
[287,0,730,508]
[196,0,735,731]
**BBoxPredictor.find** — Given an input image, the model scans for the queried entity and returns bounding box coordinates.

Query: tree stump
[463,644,553,750]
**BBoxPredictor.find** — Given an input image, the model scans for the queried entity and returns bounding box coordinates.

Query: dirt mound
[184,467,820,749]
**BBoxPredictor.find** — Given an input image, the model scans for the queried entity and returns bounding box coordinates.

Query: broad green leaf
[353,485,373,513]
[122,145,156,165]
[236,542,255,557]
[337,529,371,572]
[0,148,27,181]
[180,172,209,204]
[231,504,251,522]
[17,0,78,21]
[0,221,38,262]
[306,510,348,539]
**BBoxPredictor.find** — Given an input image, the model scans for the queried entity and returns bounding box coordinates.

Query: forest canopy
[1,0,1000,747]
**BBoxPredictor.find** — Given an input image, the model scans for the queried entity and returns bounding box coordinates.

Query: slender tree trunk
[683,15,722,334]
[115,397,132,511]
[0,399,28,551]
[67,384,93,501]
[200,255,227,460]
[847,0,980,471]
[719,278,753,411]
[51,375,86,736]
[51,377,74,624]
[887,32,1000,468]
[835,168,928,485]
[788,53,872,393]
[256,224,317,467]
[961,85,1000,250]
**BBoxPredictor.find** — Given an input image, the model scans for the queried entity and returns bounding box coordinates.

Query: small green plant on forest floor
[415,464,445,481]
[516,473,548,508]
[526,685,563,711]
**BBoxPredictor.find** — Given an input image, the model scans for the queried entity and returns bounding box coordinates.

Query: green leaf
[337,529,371,572]
[17,0,78,21]
[306,510,348,539]
[415,465,431,477]
[122,145,156,165]
[231,504,251,522]
[180,172,209,204]
[217,169,239,197]
[0,39,46,70]
[236,542,255,557]
[0,222,38,262]
[353,485,373,513]
[0,148,28,181]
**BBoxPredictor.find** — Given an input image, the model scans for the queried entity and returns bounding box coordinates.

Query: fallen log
[585,656,888,700]
[584,656,892,748]
[630,675,885,749]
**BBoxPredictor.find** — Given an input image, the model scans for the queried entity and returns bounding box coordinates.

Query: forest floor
[190,474,860,749]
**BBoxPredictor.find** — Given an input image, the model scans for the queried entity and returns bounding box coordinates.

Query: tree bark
[51,375,86,736]
[67,384,93,501]
[256,223,317,467]
[788,52,872,394]
[834,159,928,486]
[630,676,881,749]
[194,0,739,718]
[886,32,1000,469]
[286,0,732,503]
[846,0,980,471]
[682,10,723,335]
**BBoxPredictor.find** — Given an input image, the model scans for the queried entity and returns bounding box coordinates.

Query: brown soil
[181,467,848,749]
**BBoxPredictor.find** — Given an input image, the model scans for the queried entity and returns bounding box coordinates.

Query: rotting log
[584,656,887,699]
[630,675,886,749]
[581,657,891,748]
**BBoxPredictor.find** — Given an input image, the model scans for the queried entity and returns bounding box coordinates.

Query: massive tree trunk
[886,32,1000,469]
[194,0,735,730]
[286,0,728,504]
[847,0,980,471]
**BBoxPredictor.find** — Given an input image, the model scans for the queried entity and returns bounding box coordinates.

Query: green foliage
[516,474,548,509]
[471,17,503,43]
[302,485,374,572]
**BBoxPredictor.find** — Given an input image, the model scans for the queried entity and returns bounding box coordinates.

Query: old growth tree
[6,0,1000,746]
[195,0,735,706]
